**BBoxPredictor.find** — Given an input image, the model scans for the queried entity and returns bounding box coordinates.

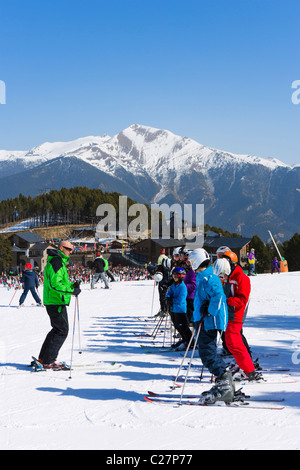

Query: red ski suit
[223,265,255,375]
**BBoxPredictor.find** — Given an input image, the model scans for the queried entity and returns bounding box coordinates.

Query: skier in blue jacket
[165,267,193,350]
[19,263,42,307]
[189,248,235,404]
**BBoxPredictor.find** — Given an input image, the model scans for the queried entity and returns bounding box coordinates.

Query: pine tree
[282,233,300,271]
[0,235,13,271]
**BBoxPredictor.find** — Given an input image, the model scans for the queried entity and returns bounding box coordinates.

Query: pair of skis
[144,390,285,410]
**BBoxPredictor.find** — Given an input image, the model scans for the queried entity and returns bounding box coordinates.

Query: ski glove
[72,287,81,296]
[200,300,210,317]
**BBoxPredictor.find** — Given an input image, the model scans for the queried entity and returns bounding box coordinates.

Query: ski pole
[171,326,195,390]
[150,279,156,317]
[179,318,203,404]
[150,311,166,339]
[162,311,171,347]
[9,288,17,306]
[69,296,78,379]
[76,295,82,354]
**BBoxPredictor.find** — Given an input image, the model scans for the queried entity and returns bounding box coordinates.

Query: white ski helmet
[154,272,163,282]
[173,247,182,256]
[216,246,231,255]
[188,248,210,271]
[213,258,231,278]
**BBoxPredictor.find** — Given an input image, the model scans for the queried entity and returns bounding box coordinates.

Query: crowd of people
[150,245,265,405]
[2,241,280,404]
[0,261,153,290]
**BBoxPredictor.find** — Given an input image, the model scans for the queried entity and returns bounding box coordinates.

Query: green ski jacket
[43,249,74,306]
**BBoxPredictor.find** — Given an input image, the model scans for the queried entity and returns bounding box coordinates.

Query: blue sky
[0,0,299,165]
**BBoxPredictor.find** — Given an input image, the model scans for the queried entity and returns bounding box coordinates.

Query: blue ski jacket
[192,265,228,331]
[165,281,187,313]
[20,270,39,289]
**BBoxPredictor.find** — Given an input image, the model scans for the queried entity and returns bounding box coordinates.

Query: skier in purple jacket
[184,262,196,322]
[179,248,196,322]
[271,257,280,274]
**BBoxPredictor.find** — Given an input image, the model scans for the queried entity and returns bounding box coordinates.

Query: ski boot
[31,357,45,371]
[42,361,71,371]
[171,339,185,349]
[253,357,262,371]
[199,370,235,405]
[233,387,250,403]
[246,370,265,382]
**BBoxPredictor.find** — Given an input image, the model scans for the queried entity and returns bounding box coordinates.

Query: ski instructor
[38,241,81,369]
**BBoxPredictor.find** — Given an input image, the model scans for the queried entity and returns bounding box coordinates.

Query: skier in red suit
[222,251,262,381]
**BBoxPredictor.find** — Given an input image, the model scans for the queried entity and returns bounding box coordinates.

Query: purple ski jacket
[184,268,196,299]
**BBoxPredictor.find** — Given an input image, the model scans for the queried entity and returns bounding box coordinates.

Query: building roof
[30,242,51,251]
[135,236,251,251]
[149,238,186,248]
[203,236,251,250]
[13,232,45,243]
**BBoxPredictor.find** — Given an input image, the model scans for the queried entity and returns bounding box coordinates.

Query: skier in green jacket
[38,241,81,369]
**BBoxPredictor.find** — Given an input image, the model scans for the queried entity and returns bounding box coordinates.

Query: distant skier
[248,248,256,275]
[104,260,115,282]
[157,248,168,265]
[91,252,110,289]
[271,256,280,274]
[19,263,42,307]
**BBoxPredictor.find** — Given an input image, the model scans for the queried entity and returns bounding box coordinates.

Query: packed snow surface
[1,272,300,450]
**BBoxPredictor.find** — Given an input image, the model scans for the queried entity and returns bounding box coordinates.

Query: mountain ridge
[0,124,299,240]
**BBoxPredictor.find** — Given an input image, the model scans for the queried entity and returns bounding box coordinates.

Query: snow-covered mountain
[0,124,299,240]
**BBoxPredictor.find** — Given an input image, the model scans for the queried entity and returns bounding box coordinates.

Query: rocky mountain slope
[1,124,299,239]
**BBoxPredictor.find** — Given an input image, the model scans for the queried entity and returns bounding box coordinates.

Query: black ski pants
[158,281,169,313]
[39,305,69,364]
[170,311,193,345]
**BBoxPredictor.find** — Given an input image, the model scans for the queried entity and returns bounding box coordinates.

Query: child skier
[165,267,193,350]
[19,263,42,307]
[188,248,235,405]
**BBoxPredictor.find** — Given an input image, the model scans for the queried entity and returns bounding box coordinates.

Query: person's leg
[197,327,227,377]
[19,288,29,305]
[197,325,235,403]
[39,305,69,364]
[100,272,110,288]
[171,312,192,345]
[225,321,255,375]
[30,287,41,304]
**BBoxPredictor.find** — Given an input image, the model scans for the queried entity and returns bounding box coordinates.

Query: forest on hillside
[0,187,299,272]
